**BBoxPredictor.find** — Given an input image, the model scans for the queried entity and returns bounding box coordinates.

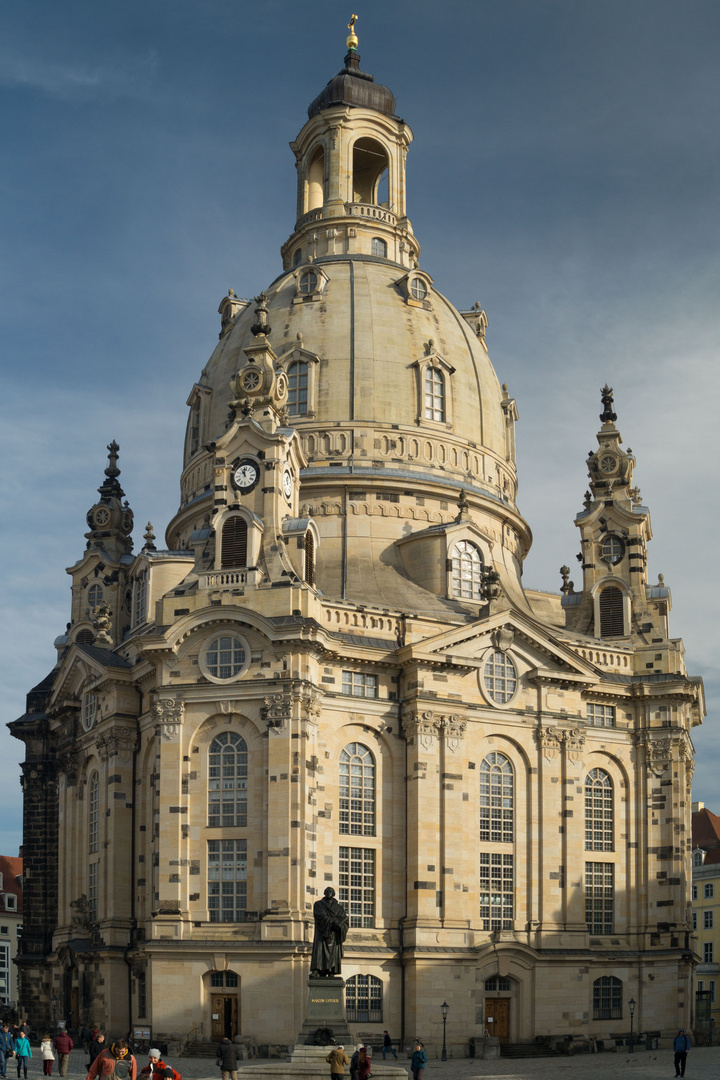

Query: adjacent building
[0,855,23,1008]
[691,803,720,1041]
[10,28,704,1054]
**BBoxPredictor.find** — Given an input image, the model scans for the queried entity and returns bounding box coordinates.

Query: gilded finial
[347,13,359,50]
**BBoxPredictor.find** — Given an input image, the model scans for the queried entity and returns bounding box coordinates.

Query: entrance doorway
[211,995,238,1041]
[484,998,510,1043]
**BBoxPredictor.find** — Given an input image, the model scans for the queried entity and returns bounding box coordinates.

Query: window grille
[208,732,248,827]
[208,839,247,922]
[585,863,614,934]
[479,754,513,843]
[585,769,613,851]
[599,586,624,636]
[221,517,248,569]
[338,847,375,928]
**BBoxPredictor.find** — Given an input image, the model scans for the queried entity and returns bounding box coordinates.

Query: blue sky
[1,0,719,854]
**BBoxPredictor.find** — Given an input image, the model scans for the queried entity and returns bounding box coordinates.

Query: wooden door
[485,998,510,1043]
[211,996,238,1041]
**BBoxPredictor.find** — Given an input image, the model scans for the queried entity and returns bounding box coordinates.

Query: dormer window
[450,540,483,600]
[288,361,309,414]
[410,277,427,301]
[424,367,445,422]
[292,263,328,303]
[293,249,303,267]
[299,270,318,294]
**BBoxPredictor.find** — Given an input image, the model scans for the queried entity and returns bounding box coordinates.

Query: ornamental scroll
[152,698,185,741]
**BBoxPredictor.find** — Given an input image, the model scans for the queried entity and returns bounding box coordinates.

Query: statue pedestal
[296,975,353,1045]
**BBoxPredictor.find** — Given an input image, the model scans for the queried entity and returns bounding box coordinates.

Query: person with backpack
[0,1024,14,1079]
[86,1039,137,1080]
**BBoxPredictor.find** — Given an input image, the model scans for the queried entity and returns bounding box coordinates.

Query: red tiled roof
[0,855,23,914]
[692,808,720,850]
[703,848,720,866]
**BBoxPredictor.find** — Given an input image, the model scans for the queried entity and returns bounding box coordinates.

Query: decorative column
[402,708,443,932]
[150,698,185,926]
[438,714,468,928]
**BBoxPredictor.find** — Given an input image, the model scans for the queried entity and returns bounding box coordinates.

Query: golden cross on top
[347,13,359,49]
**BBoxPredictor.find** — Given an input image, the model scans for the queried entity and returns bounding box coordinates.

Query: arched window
[345,975,383,1022]
[593,976,622,1020]
[371,237,387,257]
[76,628,94,645]
[339,743,375,836]
[599,586,624,637]
[89,772,99,854]
[352,138,389,204]
[450,540,483,599]
[208,732,248,827]
[287,361,309,414]
[221,516,248,569]
[585,769,613,851]
[88,584,103,608]
[480,753,513,843]
[307,145,324,211]
[424,367,445,421]
[304,529,315,586]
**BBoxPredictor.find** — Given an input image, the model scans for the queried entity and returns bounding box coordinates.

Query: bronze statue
[311,887,349,976]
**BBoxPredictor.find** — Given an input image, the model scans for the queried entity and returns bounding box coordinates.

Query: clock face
[599,454,617,474]
[283,469,293,500]
[233,460,259,491]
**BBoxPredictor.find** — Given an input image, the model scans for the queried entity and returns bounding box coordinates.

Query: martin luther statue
[311,887,349,976]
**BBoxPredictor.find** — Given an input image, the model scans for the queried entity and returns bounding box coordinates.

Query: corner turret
[562,387,672,650]
[65,443,135,647]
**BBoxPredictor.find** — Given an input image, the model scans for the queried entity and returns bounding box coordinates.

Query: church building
[11,24,704,1056]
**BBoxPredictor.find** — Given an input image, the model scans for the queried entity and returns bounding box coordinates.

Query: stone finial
[481,567,502,602]
[105,440,120,478]
[600,384,617,424]
[424,338,435,356]
[143,522,157,552]
[583,490,592,510]
[92,602,113,647]
[658,573,665,586]
[456,489,469,519]
[251,292,271,337]
[559,566,574,595]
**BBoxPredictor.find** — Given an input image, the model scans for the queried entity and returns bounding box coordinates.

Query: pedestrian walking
[215,1038,238,1080]
[88,1035,105,1068]
[86,1039,137,1080]
[325,1045,350,1080]
[53,1030,73,1078]
[41,1036,55,1077]
[0,1024,14,1078]
[13,1034,30,1080]
[410,1041,427,1080]
[382,1031,398,1060]
[80,1029,92,1055]
[674,1028,690,1077]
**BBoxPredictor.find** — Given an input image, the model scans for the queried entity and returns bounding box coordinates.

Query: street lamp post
[628,998,636,1054]
[441,1000,449,1062]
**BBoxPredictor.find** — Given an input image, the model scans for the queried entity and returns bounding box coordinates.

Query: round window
[299,270,318,295]
[482,650,518,705]
[410,277,427,300]
[200,634,250,683]
[601,535,624,565]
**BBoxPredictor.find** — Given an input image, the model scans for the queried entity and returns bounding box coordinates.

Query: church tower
[11,21,703,1055]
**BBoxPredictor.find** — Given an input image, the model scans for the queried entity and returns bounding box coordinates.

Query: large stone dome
[171,45,531,610]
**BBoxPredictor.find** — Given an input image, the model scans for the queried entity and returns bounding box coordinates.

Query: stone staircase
[500,1042,559,1059]
[182,1043,216,1058]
